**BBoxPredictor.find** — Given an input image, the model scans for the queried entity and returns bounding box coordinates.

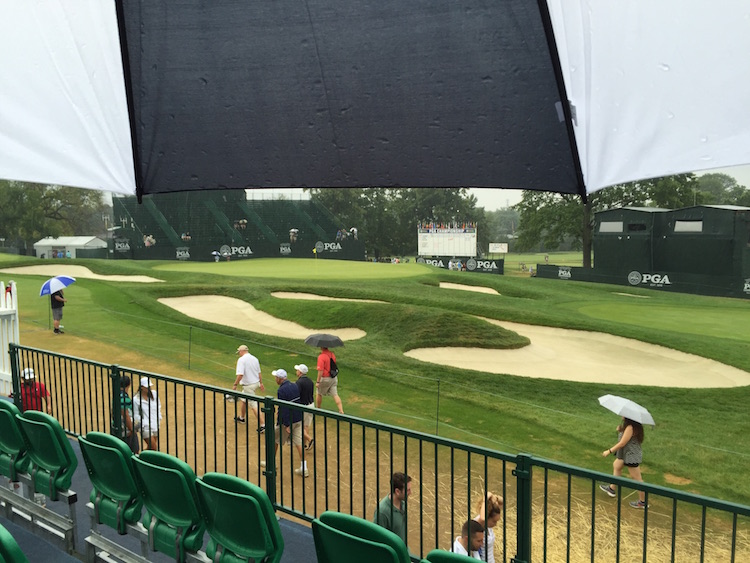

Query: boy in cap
[260,368,309,477]
[15,368,52,413]
[295,364,315,450]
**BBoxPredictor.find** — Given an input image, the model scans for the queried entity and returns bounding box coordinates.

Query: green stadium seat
[15,410,77,500]
[79,431,143,534]
[196,472,284,563]
[131,451,204,562]
[0,523,29,563]
[423,548,480,562]
[312,517,400,563]
[317,511,410,563]
[0,401,29,482]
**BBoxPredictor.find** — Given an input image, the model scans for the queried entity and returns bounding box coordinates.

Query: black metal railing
[9,344,750,562]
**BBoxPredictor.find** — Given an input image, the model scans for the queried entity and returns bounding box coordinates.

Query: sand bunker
[439,282,499,295]
[271,292,385,303]
[0,265,163,283]
[405,319,750,388]
[159,295,366,341]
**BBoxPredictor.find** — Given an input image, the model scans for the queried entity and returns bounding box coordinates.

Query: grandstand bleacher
[112,192,365,262]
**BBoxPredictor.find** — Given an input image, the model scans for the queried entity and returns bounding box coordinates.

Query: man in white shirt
[232,344,265,432]
[452,519,484,559]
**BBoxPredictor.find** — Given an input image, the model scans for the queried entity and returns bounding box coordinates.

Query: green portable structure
[593,207,667,274]
[655,205,750,277]
[538,205,750,298]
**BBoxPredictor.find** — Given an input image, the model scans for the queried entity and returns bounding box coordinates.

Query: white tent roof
[33,236,107,249]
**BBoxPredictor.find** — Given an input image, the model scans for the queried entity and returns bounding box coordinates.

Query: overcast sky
[237,164,750,212]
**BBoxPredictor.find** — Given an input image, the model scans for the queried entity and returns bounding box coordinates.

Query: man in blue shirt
[260,369,308,477]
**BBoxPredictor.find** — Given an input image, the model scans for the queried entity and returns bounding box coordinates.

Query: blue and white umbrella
[39,275,76,296]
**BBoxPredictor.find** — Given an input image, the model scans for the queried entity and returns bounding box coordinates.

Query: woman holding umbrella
[598,394,653,509]
[600,418,647,508]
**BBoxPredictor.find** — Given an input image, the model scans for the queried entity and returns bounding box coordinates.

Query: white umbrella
[598,394,655,426]
[39,275,76,296]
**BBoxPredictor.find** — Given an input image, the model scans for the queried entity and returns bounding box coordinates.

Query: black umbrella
[305,333,344,348]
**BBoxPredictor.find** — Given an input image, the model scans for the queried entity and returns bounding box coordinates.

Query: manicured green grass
[3,253,750,505]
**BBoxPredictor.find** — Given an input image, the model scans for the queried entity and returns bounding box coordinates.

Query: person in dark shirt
[295,364,315,450]
[50,289,66,334]
[260,369,308,477]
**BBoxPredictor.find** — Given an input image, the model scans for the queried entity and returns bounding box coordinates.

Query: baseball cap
[272,368,288,379]
[22,367,34,379]
[294,364,309,375]
[140,377,155,388]
[237,344,249,353]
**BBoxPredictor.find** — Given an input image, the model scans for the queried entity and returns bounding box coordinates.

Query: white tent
[33,236,107,259]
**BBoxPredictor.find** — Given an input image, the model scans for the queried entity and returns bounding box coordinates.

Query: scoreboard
[418,226,477,257]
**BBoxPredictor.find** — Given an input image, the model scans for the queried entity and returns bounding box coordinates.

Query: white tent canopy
[1,0,749,197]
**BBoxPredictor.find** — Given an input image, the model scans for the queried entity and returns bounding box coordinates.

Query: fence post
[435,379,440,436]
[110,365,122,437]
[262,396,277,507]
[9,343,21,410]
[512,454,533,563]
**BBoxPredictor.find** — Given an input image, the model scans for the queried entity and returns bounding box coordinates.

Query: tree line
[2,173,746,260]
[0,180,109,253]
[513,173,749,267]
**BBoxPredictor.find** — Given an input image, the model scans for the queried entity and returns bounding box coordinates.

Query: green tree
[484,208,520,241]
[697,173,749,205]
[0,181,108,253]
[514,174,705,268]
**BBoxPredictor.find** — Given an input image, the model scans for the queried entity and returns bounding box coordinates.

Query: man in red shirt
[315,347,344,414]
[17,368,52,413]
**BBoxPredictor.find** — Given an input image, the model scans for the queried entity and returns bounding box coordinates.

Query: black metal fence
[9,343,750,562]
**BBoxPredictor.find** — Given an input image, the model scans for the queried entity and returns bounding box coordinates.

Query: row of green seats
[0,402,77,501]
[312,511,477,563]
[79,431,284,563]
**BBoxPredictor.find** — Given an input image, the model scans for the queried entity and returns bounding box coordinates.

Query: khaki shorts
[302,409,314,429]
[318,377,338,397]
[240,382,261,408]
[276,421,303,446]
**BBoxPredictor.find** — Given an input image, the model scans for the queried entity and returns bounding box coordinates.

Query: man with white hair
[232,344,265,432]
[260,368,308,477]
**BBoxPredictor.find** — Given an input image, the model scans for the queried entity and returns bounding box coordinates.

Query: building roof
[33,236,107,248]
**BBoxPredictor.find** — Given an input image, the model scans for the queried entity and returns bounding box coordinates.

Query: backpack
[329,356,339,377]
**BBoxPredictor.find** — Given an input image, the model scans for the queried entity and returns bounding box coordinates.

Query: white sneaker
[294,467,309,477]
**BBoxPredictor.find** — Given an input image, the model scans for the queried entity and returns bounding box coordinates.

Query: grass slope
[3,254,750,504]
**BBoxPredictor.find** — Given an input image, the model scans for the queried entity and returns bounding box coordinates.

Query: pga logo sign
[466,259,499,271]
[220,244,253,256]
[558,267,572,279]
[315,241,342,253]
[416,258,446,268]
[628,271,672,287]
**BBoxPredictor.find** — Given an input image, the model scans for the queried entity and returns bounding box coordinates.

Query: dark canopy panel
[119,0,581,198]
